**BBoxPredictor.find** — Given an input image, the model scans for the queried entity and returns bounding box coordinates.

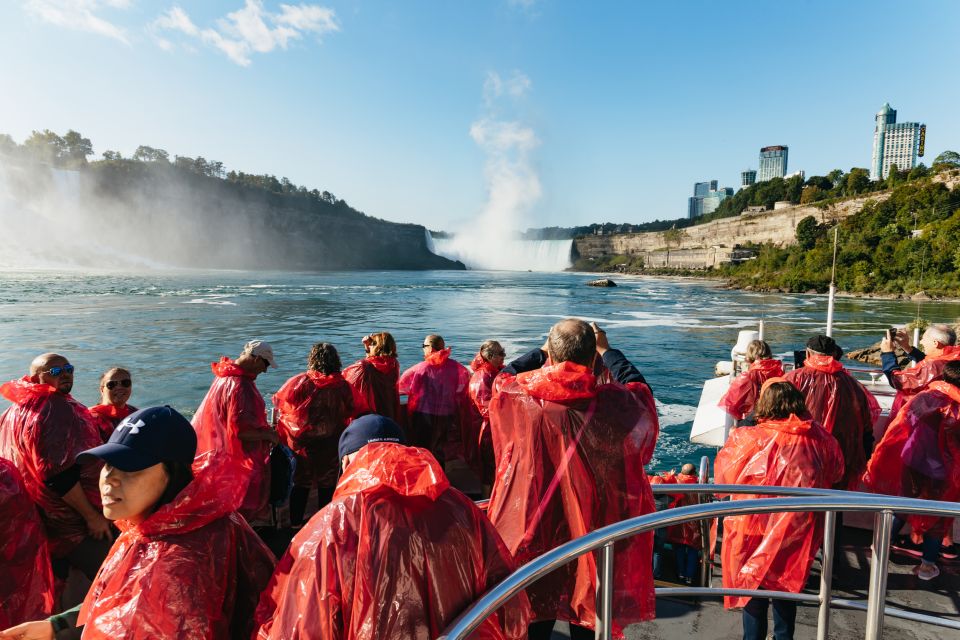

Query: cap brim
[77,443,162,472]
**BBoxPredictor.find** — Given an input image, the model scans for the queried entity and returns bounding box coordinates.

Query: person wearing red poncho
[0,457,55,629]
[719,340,783,425]
[192,340,279,522]
[468,340,506,496]
[88,368,137,442]
[398,334,471,468]
[273,342,361,527]
[0,353,112,594]
[715,379,843,640]
[343,331,401,422]
[0,406,276,640]
[881,324,960,417]
[664,464,703,584]
[784,335,880,490]
[863,361,960,581]
[487,319,658,640]
[253,414,530,640]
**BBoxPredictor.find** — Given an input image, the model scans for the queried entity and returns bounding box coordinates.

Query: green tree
[102,150,123,160]
[61,130,93,166]
[0,133,16,155]
[22,129,65,164]
[795,216,823,249]
[827,169,845,187]
[932,150,960,170]
[844,168,870,196]
[132,145,170,163]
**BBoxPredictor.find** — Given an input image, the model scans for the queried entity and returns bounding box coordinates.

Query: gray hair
[479,340,505,361]
[925,324,957,347]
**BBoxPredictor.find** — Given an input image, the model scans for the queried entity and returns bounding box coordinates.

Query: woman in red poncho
[342,331,401,422]
[863,361,960,581]
[88,368,137,442]
[273,342,360,526]
[468,339,506,495]
[719,340,783,425]
[398,334,471,468]
[0,406,276,640]
[715,380,843,640]
[0,457,55,629]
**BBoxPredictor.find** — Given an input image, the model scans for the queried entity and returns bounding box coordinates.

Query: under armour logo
[120,419,145,435]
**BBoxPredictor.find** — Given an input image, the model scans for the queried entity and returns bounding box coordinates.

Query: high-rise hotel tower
[870,103,925,180]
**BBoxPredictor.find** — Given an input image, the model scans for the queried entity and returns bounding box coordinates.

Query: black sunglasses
[105,379,132,390]
[44,364,74,376]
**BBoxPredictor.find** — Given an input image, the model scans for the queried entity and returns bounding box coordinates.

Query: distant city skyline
[0,1,957,230]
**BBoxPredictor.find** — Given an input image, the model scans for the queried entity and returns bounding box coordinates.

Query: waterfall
[429,233,573,271]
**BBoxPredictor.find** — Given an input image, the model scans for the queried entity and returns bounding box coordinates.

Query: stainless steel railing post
[595,542,615,640]
[698,456,712,588]
[865,510,895,640]
[816,510,837,640]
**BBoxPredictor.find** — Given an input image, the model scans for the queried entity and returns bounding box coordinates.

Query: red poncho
[89,403,138,441]
[714,414,843,609]
[0,456,55,628]
[487,361,660,636]
[784,354,880,488]
[719,359,784,421]
[467,353,503,478]
[192,358,271,520]
[272,371,359,488]
[863,381,960,537]
[77,454,276,640]
[661,471,703,548]
[343,355,401,422]
[399,349,472,462]
[254,443,530,640]
[0,377,102,558]
[889,346,960,416]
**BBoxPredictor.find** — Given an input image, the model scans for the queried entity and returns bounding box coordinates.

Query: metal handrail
[437,491,960,640]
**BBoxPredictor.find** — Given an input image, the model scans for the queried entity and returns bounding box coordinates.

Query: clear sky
[1,1,958,231]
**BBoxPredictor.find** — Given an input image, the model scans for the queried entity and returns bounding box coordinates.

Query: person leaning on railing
[715,378,843,640]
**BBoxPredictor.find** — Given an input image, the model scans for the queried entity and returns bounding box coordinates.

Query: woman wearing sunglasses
[89,369,137,442]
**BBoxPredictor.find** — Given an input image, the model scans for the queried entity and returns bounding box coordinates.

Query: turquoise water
[3,269,959,471]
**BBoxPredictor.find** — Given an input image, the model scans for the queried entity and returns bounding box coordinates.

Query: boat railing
[439,481,960,640]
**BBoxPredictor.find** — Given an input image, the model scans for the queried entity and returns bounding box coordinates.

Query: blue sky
[1,1,958,230]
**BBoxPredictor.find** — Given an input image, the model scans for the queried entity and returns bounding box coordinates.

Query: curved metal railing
[439,485,960,640]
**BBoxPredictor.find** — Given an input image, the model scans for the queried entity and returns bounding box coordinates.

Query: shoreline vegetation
[568,154,960,299]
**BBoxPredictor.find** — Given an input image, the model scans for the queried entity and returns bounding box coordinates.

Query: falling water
[428,233,573,271]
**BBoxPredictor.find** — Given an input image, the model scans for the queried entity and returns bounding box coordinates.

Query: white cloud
[483,70,531,105]
[153,1,339,67]
[24,0,132,44]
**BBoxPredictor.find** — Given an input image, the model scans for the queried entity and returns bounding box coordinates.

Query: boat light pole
[825,227,838,338]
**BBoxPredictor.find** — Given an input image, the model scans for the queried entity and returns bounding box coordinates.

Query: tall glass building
[758,146,788,181]
[741,169,757,189]
[870,103,924,180]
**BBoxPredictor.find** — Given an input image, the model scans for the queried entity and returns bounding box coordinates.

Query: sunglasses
[422,344,432,348]
[105,379,132,390]
[44,364,74,376]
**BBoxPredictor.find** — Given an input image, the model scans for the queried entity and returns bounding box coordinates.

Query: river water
[3,269,959,471]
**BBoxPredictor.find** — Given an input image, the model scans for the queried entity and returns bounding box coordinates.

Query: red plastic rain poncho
[714,414,843,609]
[468,353,503,482]
[254,443,530,640]
[0,457,55,628]
[784,353,880,488]
[398,349,472,464]
[77,453,276,640]
[343,355,401,422]
[89,403,138,441]
[486,361,660,636]
[192,358,271,520]
[0,377,102,558]
[889,346,960,416]
[662,471,703,548]
[272,370,359,488]
[863,381,960,537]
[719,359,784,421]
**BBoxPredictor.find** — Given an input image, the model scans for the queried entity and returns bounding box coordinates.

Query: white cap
[243,340,277,368]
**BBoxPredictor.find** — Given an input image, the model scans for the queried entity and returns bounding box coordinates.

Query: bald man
[0,353,111,593]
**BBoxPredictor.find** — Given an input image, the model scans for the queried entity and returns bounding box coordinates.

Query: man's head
[338,414,406,471]
[423,334,445,355]
[30,353,74,394]
[479,340,506,368]
[806,335,841,361]
[680,463,697,477]
[236,340,277,377]
[308,342,341,374]
[920,324,957,356]
[547,319,597,367]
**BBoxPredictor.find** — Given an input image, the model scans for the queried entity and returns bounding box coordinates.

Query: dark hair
[755,381,808,420]
[944,361,960,388]
[425,334,445,350]
[154,461,194,511]
[548,319,596,366]
[308,342,342,374]
[368,332,397,358]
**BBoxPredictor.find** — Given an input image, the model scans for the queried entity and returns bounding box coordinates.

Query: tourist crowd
[0,320,957,640]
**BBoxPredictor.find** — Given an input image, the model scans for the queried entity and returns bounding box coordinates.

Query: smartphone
[887,327,897,341]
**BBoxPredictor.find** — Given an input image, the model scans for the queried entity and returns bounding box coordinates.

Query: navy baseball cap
[338,414,406,460]
[78,406,197,472]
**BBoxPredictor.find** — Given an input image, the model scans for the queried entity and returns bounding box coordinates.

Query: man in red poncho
[398,334,472,468]
[784,335,880,489]
[488,319,659,640]
[881,324,960,417]
[715,379,843,640]
[343,331,402,422]
[665,464,703,585]
[0,457,55,629]
[863,361,960,581]
[468,339,507,496]
[0,353,112,591]
[273,342,362,526]
[254,414,530,640]
[719,339,784,425]
[192,340,279,522]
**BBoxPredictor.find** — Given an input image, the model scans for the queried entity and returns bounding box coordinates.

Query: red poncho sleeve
[719,359,784,420]
[272,372,356,453]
